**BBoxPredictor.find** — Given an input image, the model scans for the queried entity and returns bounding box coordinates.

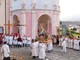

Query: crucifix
[4,20,13,35]
[15,24,26,36]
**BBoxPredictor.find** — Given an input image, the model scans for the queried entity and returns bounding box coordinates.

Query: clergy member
[31,39,37,59]
[38,41,46,60]
[35,39,39,58]
[1,41,11,60]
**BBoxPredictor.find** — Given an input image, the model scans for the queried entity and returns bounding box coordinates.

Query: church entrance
[38,14,51,35]
[13,15,20,34]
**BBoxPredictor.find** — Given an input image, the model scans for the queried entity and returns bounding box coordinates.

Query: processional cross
[4,20,13,35]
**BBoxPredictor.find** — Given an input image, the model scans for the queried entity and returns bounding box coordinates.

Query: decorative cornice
[11,9,58,13]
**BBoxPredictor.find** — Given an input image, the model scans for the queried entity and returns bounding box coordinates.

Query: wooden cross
[4,20,13,35]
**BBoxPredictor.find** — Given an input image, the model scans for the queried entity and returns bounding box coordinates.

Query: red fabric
[18,37,22,42]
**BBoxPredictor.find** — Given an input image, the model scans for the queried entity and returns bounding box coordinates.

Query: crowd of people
[31,35,80,60]
[1,34,32,48]
[0,34,80,60]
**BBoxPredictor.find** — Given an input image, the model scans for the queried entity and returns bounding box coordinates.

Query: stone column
[21,0,26,37]
[52,15,57,35]
[21,12,26,37]
[31,0,37,39]
[31,10,37,39]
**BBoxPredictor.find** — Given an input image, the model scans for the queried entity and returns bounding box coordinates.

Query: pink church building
[6,0,60,39]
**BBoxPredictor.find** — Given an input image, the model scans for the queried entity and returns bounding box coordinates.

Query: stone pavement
[0,46,80,60]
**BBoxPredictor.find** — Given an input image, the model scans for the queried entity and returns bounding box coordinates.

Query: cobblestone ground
[0,46,80,60]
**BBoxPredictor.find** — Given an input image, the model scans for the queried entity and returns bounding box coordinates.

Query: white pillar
[52,15,57,35]
[21,12,26,37]
[20,0,26,37]
[32,10,37,39]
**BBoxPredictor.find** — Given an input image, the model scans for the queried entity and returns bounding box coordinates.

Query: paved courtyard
[0,46,80,60]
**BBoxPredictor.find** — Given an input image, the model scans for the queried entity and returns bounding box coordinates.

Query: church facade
[3,0,60,39]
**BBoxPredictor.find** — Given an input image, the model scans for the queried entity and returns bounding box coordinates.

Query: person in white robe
[47,39,53,53]
[38,42,46,60]
[64,36,69,48]
[4,35,9,44]
[67,38,71,48]
[17,36,22,48]
[27,36,32,46]
[13,36,18,48]
[31,39,37,59]
[73,39,80,50]
[1,41,10,60]
[35,39,39,57]
[22,35,27,47]
[59,36,62,46]
[2,35,5,44]
[8,35,13,47]
[59,36,64,47]
[62,38,67,53]
[70,38,74,48]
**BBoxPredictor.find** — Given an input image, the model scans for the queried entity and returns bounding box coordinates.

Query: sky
[60,0,80,20]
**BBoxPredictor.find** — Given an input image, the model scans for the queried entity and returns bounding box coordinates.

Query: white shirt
[1,44,10,57]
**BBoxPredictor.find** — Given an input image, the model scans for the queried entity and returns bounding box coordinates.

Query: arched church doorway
[38,14,52,35]
[13,15,20,34]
